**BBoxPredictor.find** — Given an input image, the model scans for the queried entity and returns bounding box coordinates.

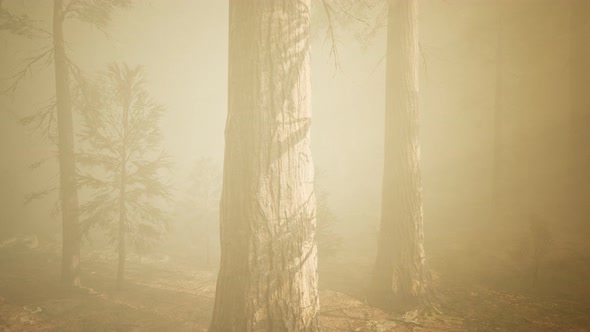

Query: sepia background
[0,0,589,331]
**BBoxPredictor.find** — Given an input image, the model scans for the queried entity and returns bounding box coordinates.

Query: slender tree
[315,173,341,261]
[370,0,433,312]
[53,0,81,288]
[492,0,505,222]
[177,158,221,267]
[1,0,130,288]
[78,63,171,289]
[209,1,320,331]
[570,0,590,229]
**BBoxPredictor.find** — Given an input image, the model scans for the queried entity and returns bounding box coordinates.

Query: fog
[0,0,589,331]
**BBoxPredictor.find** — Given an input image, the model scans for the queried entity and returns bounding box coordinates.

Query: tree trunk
[492,0,505,223]
[205,233,210,267]
[570,0,590,230]
[53,0,81,288]
[209,1,319,331]
[117,83,130,290]
[370,0,432,312]
[116,164,126,289]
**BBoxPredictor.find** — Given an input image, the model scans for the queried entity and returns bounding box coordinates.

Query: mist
[0,0,589,331]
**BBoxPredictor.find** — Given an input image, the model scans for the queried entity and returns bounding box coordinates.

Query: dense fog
[0,0,589,331]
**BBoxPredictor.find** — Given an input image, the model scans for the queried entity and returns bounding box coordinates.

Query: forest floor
[0,232,589,332]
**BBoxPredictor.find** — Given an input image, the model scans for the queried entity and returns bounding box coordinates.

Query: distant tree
[529,213,552,287]
[570,0,590,229]
[1,0,131,288]
[209,1,320,331]
[370,0,434,312]
[176,158,221,266]
[314,173,341,261]
[492,0,506,223]
[77,63,171,289]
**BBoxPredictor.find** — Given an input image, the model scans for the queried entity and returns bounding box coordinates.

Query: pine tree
[1,0,131,288]
[78,63,171,289]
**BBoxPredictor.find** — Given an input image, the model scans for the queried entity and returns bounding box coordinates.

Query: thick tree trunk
[370,0,432,312]
[209,1,319,331]
[53,0,81,288]
[570,0,590,229]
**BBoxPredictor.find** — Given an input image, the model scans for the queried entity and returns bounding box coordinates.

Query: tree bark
[53,0,81,288]
[209,1,319,331]
[370,0,432,312]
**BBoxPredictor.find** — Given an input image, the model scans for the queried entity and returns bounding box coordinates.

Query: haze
[0,0,588,331]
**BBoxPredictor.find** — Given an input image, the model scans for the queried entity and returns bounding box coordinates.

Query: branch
[24,186,57,205]
[19,98,58,143]
[0,5,52,38]
[63,0,82,16]
[332,0,371,28]
[321,0,341,74]
[1,45,54,96]
[29,154,57,171]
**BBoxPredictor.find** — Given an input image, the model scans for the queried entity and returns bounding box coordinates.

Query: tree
[209,1,320,331]
[176,158,221,267]
[570,0,590,230]
[492,0,505,222]
[315,172,341,261]
[78,63,171,289]
[1,0,130,288]
[370,0,433,312]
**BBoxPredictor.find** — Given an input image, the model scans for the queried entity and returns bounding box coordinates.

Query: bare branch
[321,0,341,73]
[24,186,57,205]
[1,45,54,96]
[19,98,58,142]
[0,5,52,38]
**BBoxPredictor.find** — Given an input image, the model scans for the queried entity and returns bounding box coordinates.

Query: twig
[1,45,54,96]
[321,0,341,74]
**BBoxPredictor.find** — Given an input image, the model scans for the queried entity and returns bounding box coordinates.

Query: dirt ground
[0,233,589,332]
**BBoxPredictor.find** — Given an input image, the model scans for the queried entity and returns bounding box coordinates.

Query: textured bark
[570,0,590,228]
[53,0,81,288]
[370,0,432,312]
[209,1,319,331]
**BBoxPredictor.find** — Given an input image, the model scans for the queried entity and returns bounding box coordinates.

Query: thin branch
[63,0,82,16]
[321,0,341,74]
[0,5,52,38]
[1,45,54,96]
[332,0,371,28]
